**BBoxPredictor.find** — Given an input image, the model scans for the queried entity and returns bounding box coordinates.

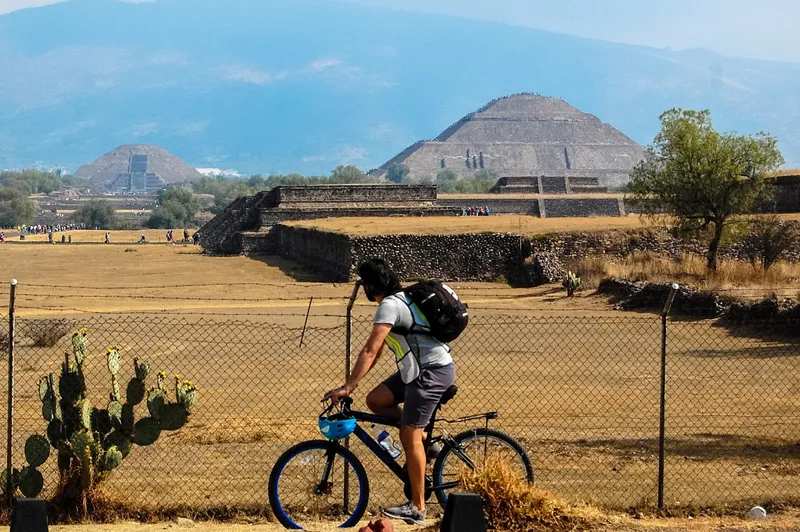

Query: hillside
[1,0,799,175]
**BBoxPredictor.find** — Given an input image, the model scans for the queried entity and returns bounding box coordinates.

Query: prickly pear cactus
[24,435,50,468]
[562,271,582,297]
[18,467,43,498]
[159,403,188,431]
[104,430,132,459]
[147,388,167,420]
[71,328,88,365]
[126,379,146,406]
[106,347,120,375]
[134,358,150,382]
[133,418,161,446]
[100,446,123,472]
[22,331,198,511]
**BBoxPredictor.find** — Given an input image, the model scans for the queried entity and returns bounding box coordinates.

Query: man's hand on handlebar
[323,385,352,406]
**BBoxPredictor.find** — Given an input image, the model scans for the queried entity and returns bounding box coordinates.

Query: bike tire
[432,427,534,507]
[268,440,370,529]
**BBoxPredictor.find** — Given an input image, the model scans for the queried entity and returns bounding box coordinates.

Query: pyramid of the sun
[370,94,645,187]
[74,144,203,191]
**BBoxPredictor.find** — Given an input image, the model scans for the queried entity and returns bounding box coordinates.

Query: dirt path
[45,510,800,532]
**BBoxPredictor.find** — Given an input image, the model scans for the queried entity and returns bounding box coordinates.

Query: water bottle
[371,424,402,459]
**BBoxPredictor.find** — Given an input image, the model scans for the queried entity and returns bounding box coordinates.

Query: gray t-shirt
[374,292,453,383]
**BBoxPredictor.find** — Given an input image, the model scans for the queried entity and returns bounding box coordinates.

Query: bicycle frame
[323,401,500,498]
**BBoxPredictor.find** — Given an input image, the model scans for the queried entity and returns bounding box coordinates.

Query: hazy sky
[2,0,800,63]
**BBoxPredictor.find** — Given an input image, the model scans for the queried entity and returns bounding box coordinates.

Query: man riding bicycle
[324,258,456,526]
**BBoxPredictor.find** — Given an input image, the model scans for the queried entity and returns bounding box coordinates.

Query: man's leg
[399,425,426,511]
[367,373,404,421]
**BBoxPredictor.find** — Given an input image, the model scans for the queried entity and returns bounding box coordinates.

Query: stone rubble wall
[542,198,624,217]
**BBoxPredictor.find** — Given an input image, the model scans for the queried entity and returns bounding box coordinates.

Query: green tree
[329,165,372,184]
[147,186,199,227]
[73,199,117,229]
[386,163,410,184]
[629,108,784,270]
[0,187,36,227]
[0,169,63,195]
[145,207,179,229]
[436,169,458,182]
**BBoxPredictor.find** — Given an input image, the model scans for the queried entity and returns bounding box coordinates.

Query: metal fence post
[658,283,678,511]
[343,280,361,514]
[6,279,18,507]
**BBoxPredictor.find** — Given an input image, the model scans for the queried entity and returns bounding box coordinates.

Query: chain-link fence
[2,293,799,514]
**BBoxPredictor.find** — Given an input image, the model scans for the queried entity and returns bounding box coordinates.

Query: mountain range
[1,0,799,176]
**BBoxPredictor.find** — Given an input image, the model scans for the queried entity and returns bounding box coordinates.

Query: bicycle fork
[313,445,337,496]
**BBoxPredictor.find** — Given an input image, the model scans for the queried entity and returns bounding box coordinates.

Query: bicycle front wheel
[432,427,534,506]
[268,440,370,529]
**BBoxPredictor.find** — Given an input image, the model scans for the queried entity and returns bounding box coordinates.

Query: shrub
[459,458,602,531]
[27,319,71,348]
[740,215,799,270]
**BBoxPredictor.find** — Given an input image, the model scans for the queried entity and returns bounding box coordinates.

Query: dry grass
[573,251,800,298]
[438,193,626,200]
[25,318,73,347]
[771,169,800,177]
[287,214,800,237]
[12,229,188,243]
[459,457,604,531]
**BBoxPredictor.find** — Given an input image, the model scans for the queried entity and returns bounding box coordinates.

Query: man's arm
[324,323,391,402]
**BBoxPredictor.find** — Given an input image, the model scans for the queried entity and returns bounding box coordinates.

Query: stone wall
[272,184,437,204]
[437,198,541,216]
[269,225,524,282]
[271,225,352,281]
[196,192,270,254]
[773,175,800,213]
[349,233,524,282]
[542,198,624,217]
[259,206,459,226]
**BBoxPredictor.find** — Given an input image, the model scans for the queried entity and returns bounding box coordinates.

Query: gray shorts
[382,363,456,428]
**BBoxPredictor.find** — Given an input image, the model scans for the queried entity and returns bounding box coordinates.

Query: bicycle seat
[439,384,458,405]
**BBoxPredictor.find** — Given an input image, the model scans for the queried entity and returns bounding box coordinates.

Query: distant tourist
[192,232,200,245]
[104,231,110,244]
[0,232,4,244]
[138,234,147,244]
[183,229,189,242]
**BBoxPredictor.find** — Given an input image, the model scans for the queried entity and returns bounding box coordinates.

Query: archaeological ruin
[368,93,646,187]
[74,144,203,191]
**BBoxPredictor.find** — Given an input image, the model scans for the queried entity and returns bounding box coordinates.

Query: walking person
[324,259,458,526]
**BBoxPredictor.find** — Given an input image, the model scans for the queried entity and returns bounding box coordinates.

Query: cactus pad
[47,419,63,447]
[147,388,168,420]
[91,408,113,436]
[111,375,121,403]
[59,371,82,404]
[121,404,135,435]
[108,400,123,427]
[42,398,55,423]
[77,399,92,431]
[106,347,120,375]
[159,403,189,431]
[134,358,150,382]
[24,435,51,468]
[71,330,88,364]
[18,467,43,498]
[104,430,132,459]
[126,379,146,406]
[100,446,123,472]
[133,417,161,446]
[57,443,71,471]
[70,429,93,458]
[38,377,48,402]
[80,447,93,490]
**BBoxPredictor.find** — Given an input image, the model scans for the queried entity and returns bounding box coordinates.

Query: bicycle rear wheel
[432,427,534,506]
[268,440,369,529]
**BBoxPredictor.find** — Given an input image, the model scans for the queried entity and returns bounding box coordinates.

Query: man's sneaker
[382,501,426,525]
[426,441,444,462]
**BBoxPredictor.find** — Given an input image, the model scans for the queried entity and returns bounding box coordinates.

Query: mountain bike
[268,384,534,529]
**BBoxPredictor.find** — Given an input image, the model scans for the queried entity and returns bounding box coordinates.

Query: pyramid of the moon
[370,94,646,186]
[74,144,203,191]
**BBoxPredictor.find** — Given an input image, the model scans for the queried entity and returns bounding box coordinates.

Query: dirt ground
[285,213,800,237]
[45,509,800,532]
[0,244,798,514]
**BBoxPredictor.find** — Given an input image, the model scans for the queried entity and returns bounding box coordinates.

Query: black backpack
[402,280,469,343]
